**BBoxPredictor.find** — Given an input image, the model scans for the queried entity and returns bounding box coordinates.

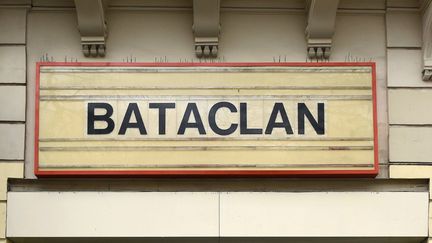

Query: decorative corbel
[74,0,108,57]
[422,0,432,80]
[192,0,220,58]
[305,0,339,60]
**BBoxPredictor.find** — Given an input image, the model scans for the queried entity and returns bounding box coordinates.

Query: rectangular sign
[35,62,378,177]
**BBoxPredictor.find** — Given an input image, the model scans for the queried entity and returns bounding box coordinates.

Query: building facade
[0,0,432,242]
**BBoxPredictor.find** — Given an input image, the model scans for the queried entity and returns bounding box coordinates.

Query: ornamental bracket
[74,0,108,57]
[193,0,220,58]
[305,0,339,60]
[422,0,432,80]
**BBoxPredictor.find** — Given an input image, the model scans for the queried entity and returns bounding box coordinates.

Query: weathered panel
[388,89,432,124]
[390,165,432,199]
[0,124,25,160]
[390,165,432,178]
[0,8,26,44]
[6,191,428,238]
[7,192,219,237]
[332,14,388,175]
[389,126,432,162]
[219,192,428,237]
[386,10,421,48]
[0,46,26,84]
[0,86,26,121]
[35,63,377,176]
[387,49,430,87]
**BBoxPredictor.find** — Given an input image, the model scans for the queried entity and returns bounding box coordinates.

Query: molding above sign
[305,0,340,60]
[74,0,108,57]
[34,62,378,177]
[193,0,220,58]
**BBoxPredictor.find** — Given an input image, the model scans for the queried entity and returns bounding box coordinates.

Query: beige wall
[0,3,27,243]
[24,2,388,178]
[384,2,432,242]
[2,0,432,241]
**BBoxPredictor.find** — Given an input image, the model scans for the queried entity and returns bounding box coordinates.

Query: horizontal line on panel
[39,137,374,142]
[0,121,25,124]
[39,95,372,101]
[338,9,385,14]
[0,43,26,46]
[389,162,432,165]
[40,66,372,73]
[390,124,432,127]
[0,83,26,86]
[39,163,374,169]
[387,46,421,50]
[39,145,374,152]
[0,159,24,163]
[387,87,432,89]
[40,86,372,91]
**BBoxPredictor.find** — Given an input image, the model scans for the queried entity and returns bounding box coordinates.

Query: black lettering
[265,102,294,135]
[240,103,263,135]
[177,103,206,135]
[87,103,115,135]
[149,103,175,135]
[208,102,238,136]
[298,103,325,135]
[118,103,147,135]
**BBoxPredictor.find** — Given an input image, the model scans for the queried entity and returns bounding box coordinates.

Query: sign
[35,63,378,176]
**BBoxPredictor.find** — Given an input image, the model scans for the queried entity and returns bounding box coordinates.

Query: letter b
[87,103,115,135]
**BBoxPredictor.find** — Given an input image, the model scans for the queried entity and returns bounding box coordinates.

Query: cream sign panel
[35,63,378,176]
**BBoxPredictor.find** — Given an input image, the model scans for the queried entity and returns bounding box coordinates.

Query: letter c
[208,102,238,136]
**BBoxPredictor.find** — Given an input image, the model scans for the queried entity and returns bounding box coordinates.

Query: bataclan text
[87,102,325,136]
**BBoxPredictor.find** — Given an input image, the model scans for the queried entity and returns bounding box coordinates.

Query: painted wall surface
[6,191,429,237]
[0,4,27,243]
[24,4,388,178]
[2,0,432,241]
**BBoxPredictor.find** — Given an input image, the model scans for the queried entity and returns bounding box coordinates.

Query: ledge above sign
[35,62,378,177]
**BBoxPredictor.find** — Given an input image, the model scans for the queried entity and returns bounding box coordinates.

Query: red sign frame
[34,62,379,178]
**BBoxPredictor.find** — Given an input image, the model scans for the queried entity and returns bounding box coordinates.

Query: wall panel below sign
[35,63,378,176]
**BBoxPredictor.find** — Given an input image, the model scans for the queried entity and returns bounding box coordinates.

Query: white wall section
[7,191,429,238]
